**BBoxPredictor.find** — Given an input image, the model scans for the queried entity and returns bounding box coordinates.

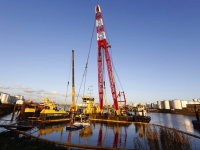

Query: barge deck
[89,113,151,123]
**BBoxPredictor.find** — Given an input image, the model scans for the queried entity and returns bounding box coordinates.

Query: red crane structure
[95,5,126,115]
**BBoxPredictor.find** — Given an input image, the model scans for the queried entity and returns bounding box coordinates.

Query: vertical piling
[11,104,17,121]
[18,103,26,121]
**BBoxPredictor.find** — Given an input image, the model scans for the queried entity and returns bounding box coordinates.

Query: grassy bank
[0,131,66,150]
[134,125,195,150]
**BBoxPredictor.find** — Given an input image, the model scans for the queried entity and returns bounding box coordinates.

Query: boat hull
[66,125,84,131]
[192,120,200,129]
[73,122,90,127]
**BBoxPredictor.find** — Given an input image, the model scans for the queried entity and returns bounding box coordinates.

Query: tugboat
[19,96,69,121]
[37,96,69,121]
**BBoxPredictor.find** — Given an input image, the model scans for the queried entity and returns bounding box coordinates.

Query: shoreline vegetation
[0,131,66,150]
[134,125,194,150]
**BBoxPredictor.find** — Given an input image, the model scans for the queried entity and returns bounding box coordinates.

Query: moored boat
[66,124,84,131]
[39,96,69,121]
[19,96,69,121]
[73,121,90,127]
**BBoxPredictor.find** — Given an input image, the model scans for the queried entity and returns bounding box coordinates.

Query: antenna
[88,85,93,96]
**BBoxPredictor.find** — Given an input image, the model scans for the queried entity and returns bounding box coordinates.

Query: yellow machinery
[21,96,68,120]
[137,103,145,111]
[82,96,101,114]
[40,96,67,114]
[24,107,36,113]
[68,50,78,112]
[135,103,147,116]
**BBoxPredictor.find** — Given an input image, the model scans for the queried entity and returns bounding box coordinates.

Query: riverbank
[149,108,196,116]
[0,131,66,150]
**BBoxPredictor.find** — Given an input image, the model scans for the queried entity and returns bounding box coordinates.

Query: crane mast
[72,50,75,108]
[69,50,78,112]
[95,5,119,114]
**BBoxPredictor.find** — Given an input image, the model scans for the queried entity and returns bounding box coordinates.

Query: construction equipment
[82,96,101,114]
[68,50,78,112]
[137,103,145,111]
[135,103,147,116]
[95,5,126,115]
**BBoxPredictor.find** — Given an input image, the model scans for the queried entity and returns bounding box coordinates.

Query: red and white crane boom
[95,5,121,114]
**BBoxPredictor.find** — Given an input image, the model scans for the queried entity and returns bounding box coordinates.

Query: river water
[0,112,200,149]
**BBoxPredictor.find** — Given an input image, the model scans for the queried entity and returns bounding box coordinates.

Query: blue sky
[0,1,199,105]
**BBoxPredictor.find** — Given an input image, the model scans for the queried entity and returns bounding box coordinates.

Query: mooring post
[11,104,17,121]
[18,103,26,120]
[134,108,136,121]
[195,108,199,121]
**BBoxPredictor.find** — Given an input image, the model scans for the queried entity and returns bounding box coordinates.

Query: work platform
[89,114,151,123]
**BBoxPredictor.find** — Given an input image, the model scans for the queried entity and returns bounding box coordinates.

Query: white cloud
[13,86,23,89]
[36,89,46,94]
[23,88,35,93]
[1,85,79,101]
[23,87,32,90]
[37,89,45,92]
[0,86,10,89]
[44,91,59,95]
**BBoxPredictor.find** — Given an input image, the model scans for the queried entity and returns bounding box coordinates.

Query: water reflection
[89,121,131,149]
[148,113,197,134]
[184,118,194,133]
[165,113,173,127]
[38,122,67,136]
[0,113,200,149]
[79,125,93,138]
[135,123,146,138]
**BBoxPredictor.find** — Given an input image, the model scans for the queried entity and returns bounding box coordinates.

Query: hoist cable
[102,47,108,107]
[65,54,72,102]
[112,62,124,92]
[76,17,96,103]
[104,23,124,92]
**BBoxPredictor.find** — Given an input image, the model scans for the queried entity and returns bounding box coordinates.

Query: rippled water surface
[1,112,200,149]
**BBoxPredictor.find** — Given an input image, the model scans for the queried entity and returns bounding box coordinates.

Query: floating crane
[95,5,126,115]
